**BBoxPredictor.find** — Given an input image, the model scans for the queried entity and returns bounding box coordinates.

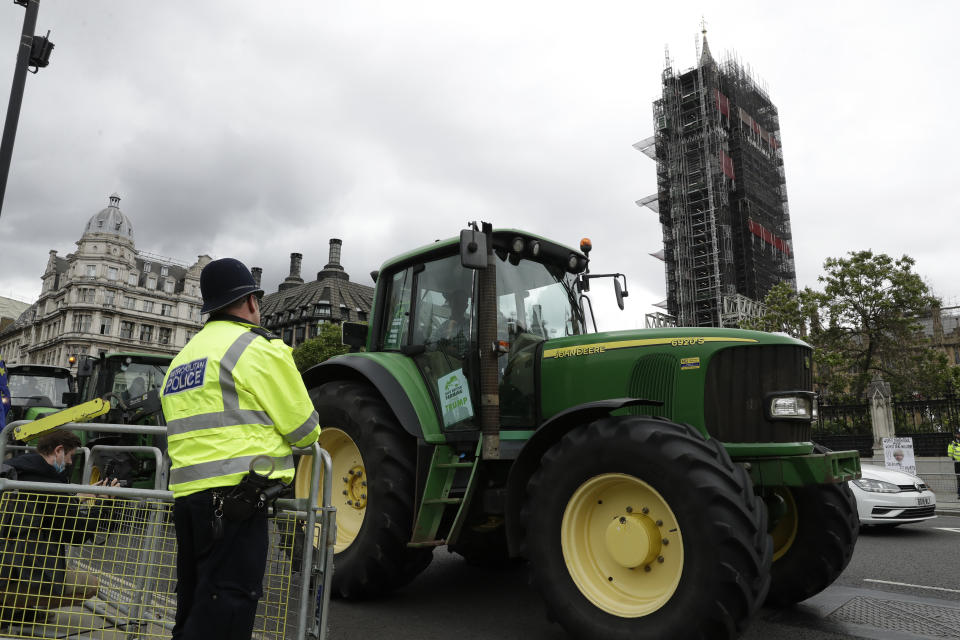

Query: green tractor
[5,364,77,421]
[295,225,860,639]
[74,351,172,487]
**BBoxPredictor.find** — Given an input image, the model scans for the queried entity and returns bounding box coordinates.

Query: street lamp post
[0,0,53,221]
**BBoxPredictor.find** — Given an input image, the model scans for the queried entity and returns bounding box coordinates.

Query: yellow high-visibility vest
[161,319,319,498]
[949,441,960,462]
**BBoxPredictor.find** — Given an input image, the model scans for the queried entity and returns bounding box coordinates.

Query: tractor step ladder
[409,442,480,547]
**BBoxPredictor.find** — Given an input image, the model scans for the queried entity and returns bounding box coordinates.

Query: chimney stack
[278,252,305,292]
[289,253,303,280]
[251,267,262,288]
[325,239,343,270]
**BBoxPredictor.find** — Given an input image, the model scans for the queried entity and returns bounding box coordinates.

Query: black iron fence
[892,395,960,434]
[814,395,960,457]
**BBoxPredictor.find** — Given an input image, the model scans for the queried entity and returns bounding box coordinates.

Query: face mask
[53,451,66,474]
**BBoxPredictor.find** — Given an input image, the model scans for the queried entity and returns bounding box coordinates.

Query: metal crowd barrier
[0,421,335,640]
[920,472,959,497]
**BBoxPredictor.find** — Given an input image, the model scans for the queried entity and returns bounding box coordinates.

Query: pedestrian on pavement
[0,360,9,431]
[0,430,117,628]
[160,257,320,640]
[949,431,960,499]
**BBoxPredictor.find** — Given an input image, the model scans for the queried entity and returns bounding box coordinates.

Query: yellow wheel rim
[561,473,684,618]
[770,487,798,562]
[294,428,366,553]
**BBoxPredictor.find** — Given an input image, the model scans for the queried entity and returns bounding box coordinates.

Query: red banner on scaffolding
[714,89,730,117]
[720,149,736,179]
[747,218,791,257]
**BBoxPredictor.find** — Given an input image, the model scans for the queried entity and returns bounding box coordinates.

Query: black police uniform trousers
[172,488,268,640]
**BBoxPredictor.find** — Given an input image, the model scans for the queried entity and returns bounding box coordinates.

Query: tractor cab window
[410,255,478,429]
[380,268,413,351]
[495,254,582,426]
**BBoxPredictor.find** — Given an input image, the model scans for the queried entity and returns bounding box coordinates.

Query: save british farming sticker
[163,358,208,396]
[439,368,474,427]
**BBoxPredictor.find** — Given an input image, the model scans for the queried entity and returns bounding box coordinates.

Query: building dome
[83,193,134,240]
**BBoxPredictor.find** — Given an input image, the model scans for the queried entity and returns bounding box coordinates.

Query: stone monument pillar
[868,378,894,460]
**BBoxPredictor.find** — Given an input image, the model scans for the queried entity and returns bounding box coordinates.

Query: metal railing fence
[0,421,334,640]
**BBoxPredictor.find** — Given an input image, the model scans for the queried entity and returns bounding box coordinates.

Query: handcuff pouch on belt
[211,457,289,539]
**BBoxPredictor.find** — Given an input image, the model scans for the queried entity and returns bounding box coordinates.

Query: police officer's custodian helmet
[199,258,264,314]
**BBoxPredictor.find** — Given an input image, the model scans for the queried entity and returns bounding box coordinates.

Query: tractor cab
[373,229,588,431]
[6,364,76,421]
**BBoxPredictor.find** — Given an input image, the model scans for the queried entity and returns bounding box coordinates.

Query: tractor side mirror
[614,278,625,311]
[460,229,488,270]
[61,392,78,406]
[341,322,368,352]
[77,357,94,378]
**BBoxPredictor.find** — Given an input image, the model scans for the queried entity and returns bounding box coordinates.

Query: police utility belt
[210,456,288,540]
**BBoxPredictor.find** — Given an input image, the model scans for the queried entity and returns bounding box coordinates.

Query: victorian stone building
[0,194,209,367]
[258,239,373,348]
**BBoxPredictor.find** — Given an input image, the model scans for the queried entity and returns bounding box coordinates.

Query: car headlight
[765,391,817,421]
[852,478,900,493]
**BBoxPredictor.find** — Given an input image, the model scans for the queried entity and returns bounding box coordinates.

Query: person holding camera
[160,258,320,640]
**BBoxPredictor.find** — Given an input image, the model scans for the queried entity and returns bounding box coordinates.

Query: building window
[316,303,331,318]
[164,280,175,294]
[308,324,317,339]
[77,288,95,303]
[357,310,368,322]
[143,262,151,273]
[72,314,92,333]
[143,301,154,313]
[128,273,138,286]
[161,303,173,317]
[124,296,137,309]
[140,325,153,342]
[160,266,169,277]
[147,277,157,290]
[954,346,959,365]
[119,321,134,339]
[104,290,115,305]
[296,326,305,344]
[282,328,293,345]
[158,327,172,345]
[341,306,350,321]
[185,330,196,343]
[85,264,97,277]
[107,266,119,281]
[100,317,112,335]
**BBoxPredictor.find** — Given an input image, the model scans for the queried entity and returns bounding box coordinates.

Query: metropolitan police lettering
[163,358,208,396]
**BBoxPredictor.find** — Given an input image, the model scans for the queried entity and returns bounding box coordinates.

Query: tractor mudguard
[503,397,656,557]
[301,353,443,443]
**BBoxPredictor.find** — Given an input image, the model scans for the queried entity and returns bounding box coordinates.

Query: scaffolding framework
[645,34,796,328]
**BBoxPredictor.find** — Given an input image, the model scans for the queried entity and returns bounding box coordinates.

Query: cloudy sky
[0,1,957,329]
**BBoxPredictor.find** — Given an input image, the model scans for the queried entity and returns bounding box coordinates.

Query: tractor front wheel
[765,482,859,607]
[523,416,770,640]
[294,381,432,598]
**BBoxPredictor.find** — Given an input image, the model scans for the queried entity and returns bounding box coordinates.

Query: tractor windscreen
[104,359,169,401]
[495,253,583,340]
[8,372,72,408]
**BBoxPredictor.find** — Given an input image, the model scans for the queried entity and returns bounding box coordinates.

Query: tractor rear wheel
[294,381,432,598]
[765,483,858,607]
[523,416,770,640]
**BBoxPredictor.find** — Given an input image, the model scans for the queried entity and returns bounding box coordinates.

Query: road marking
[934,527,960,534]
[864,579,960,594]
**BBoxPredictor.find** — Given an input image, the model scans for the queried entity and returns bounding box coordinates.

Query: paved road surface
[327,516,960,640]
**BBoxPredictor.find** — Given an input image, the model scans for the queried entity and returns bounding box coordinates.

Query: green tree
[751,251,950,401]
[292,322,352,372]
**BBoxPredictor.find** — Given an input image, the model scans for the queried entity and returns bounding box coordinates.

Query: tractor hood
[537,327,814,443]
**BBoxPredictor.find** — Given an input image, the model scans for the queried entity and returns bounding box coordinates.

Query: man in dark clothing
[0,430,114,626]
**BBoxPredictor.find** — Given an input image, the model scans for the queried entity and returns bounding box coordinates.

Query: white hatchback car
[849,464,937,527]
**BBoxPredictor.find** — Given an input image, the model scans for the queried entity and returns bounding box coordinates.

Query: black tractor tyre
[522,416,771,640]
[309,381,433,599]
[765,482,859,607]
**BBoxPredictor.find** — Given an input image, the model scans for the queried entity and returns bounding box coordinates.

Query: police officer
[949,431,960,499]
[161,258,320,640]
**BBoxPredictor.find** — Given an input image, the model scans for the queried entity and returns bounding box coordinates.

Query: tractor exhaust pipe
[477,222,500,460]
